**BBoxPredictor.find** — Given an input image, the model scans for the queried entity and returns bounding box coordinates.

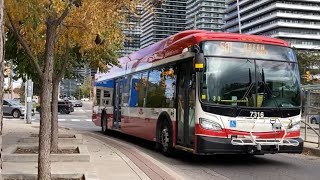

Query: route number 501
[250,111,264,119]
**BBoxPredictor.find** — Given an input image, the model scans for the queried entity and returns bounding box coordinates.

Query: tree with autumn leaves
[4,0,141,179]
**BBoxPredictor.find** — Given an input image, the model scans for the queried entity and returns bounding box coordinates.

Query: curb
[303,146,320,157]
[84,132,183,180]
[1,173,98,180]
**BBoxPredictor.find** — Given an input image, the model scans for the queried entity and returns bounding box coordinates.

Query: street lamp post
[77,82,81,100]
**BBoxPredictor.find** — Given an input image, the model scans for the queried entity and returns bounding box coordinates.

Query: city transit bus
[92,30,303,155]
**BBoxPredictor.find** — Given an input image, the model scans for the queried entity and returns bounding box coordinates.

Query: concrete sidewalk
[1,120,151,180]
[300,131,320,157]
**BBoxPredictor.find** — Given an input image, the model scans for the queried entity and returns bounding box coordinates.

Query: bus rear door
[113,78,122,129]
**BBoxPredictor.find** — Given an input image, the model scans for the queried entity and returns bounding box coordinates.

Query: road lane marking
[86,119,92,122]
[58,119,66,121]
[71,119,81,121]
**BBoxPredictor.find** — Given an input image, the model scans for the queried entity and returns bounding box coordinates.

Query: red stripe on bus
[195,124,300,139]
[224,129,300,139]
[94,113,178,143]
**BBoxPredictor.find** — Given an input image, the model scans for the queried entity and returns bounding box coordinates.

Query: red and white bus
[92,30,303,155]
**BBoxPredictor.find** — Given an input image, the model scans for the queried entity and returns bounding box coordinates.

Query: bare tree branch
[5,11,44,77]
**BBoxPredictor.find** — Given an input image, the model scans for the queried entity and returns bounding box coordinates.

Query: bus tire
[101,111,108,135]
[159,120,174,156]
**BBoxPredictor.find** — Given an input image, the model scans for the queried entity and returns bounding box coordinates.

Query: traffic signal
[306,71,311,82]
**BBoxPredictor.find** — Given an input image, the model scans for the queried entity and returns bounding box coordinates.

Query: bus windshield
[200,42,301,108]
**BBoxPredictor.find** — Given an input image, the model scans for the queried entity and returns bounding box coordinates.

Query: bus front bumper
[196,135,304,155]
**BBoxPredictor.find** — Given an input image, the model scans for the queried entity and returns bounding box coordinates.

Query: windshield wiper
[258,68,281,108]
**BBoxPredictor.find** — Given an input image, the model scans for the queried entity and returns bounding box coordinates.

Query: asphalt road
[10,102,320,180]
[6,101,101,131]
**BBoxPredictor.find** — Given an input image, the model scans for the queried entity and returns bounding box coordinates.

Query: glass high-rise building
[186,0,226,31]
[140,0,187,48]
[223,0,320,50]
[120,5,143,57]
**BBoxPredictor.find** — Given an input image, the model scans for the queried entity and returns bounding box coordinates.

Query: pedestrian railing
[301,120,320,148]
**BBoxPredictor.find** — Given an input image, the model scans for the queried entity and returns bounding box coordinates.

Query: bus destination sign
[204,41,296,62]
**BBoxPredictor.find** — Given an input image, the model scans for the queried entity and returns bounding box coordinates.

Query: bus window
[122,76,131,107]
[96,89,101,106]
[146,69,164,108]
[145,67,176,108]
[103,91,111,98]
[101,89,112,107]
[163,67,176,108]
[130,72,148,107]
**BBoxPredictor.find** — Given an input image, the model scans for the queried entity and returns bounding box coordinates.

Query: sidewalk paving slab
[300,130,320,157]
[1,120,151,180]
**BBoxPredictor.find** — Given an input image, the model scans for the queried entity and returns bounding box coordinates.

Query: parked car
[3,99,34,118]
[12,98,22,103]
[81,98,89,101]
[65,101,74,112]
[58,101,74,114]
[36,101,74,114]
[70,100,82,107]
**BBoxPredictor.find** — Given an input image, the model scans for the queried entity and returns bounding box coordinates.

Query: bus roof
[95,30,289,83]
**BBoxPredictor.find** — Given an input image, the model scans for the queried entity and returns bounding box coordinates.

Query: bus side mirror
[194,53,205,72]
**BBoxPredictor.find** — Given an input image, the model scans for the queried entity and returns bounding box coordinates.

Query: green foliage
[295,49,320,84]
[5,31,41,81]
[79,76,92,98]
[72,87,82,99]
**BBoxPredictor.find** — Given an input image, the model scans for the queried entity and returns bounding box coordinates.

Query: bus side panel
[92,105,101,126]
[119,108,176,142]
[106,107,114,129]
[120,107,157,141]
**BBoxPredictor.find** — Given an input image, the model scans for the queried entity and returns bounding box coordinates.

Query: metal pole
[10,69,13,99]
[237,0,242,34]
[24,77,27,122]
[305,90,311,141]
[26,79,33,124]
[194,14,197,29]
[318,121,320,148]
[68,79,71,98]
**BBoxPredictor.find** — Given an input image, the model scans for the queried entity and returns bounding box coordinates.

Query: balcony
[224,0,272,20]
[246,22,320,35]
[225,0,252,13]
[273,32,320,40]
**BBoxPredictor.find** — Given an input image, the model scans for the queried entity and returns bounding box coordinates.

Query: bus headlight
[200,118,222,131]
[287,121,300,132]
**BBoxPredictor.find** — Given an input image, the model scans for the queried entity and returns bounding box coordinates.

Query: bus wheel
[101,114,108,135]
[160,121,174,156]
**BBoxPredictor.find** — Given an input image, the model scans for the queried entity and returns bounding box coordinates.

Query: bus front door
[177,61,195,148]
[113,78,122,129]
